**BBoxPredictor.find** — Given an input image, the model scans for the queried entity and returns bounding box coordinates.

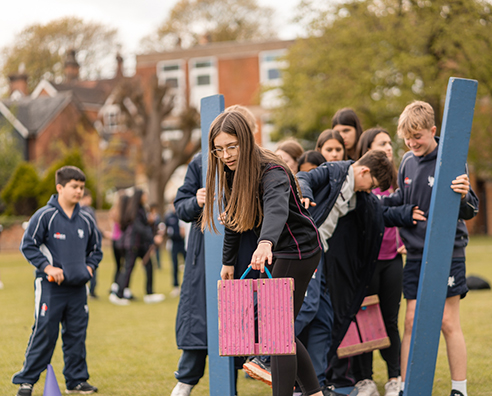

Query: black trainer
[66,381,98,394]
[450,391,465,396]
[16,383,33,396]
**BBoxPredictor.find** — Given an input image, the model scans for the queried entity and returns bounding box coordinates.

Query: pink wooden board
[337,296,390,358]
[338,321,360,348]
[257,277,296,355]
[218,279,255,356]
[217,277,295,356]
[357,304,387,342]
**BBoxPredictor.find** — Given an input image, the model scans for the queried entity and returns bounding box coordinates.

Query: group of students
[12,99,477,396]
[106,188,166,305]
[170,101,477,396]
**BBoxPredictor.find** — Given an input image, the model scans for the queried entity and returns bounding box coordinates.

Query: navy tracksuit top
[20,194,103,286]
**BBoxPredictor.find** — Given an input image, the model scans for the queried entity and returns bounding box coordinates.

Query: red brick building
[135,38,295,149]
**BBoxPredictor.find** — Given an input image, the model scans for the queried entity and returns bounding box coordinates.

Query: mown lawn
[1,236,491,395]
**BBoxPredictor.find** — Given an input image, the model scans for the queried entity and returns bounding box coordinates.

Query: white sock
[400,382,405,391]
[451,379,467,396]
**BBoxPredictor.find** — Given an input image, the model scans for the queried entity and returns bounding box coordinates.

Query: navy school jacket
[297,161,414,360]
[20,194,102,287]
[382,139,479,260]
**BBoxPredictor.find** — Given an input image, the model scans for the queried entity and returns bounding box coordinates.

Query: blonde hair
[225,105,257,133]
[397,101,435,139]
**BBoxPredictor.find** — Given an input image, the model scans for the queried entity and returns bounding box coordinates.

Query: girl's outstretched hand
[250,241,273,273]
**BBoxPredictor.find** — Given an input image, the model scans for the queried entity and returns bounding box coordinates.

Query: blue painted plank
[200,95,235,396]
[404,78,478,396]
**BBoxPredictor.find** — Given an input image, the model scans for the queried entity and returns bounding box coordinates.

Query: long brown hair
[201,111,293,233]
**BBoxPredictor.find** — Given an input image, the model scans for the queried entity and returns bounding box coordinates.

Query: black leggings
[263,251,322,396]
[354,254,403,380]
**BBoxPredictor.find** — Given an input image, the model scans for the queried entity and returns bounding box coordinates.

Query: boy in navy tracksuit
[12,166,102,396]
[381,101,478,396]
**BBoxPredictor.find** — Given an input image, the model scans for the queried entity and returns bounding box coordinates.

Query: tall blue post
[404,78,478,395]
[200,95,235,395]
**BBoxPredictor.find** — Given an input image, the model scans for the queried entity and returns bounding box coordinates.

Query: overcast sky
[0,0,304,74]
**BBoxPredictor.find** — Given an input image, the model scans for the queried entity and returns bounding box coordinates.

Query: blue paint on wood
[200,95,235,396]
[404,78,478,396]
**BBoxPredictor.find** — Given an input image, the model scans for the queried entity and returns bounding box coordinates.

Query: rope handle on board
[239,265,272,280]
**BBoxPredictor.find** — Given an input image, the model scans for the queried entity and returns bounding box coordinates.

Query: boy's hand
[221,265,235,280]
[196,188,206,208]
[451,174,470,199]
[412,206,426,224]
[86,266,93,277]
[301,197,316,210]
[45,265,64,285]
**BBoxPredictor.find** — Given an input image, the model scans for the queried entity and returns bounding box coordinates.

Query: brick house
[0,51,138,190]
[135,38,295,149]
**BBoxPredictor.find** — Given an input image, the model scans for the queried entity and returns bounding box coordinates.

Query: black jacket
[223,163,321,266]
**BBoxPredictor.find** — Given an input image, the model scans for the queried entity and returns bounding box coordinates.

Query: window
[157,60,185,114]
[259,50,288,109]
[189,57,218,110]
[197,75,211,86]
[103,104,121,133]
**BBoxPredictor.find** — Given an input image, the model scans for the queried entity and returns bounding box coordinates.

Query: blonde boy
[382,101,478,396]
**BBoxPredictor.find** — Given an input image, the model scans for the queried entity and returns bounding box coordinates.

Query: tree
[0,125,22,191]
[1,17,120,92]
[275,0,492,172]
[112,76,200,211]
[36,150,97,210]
[140,0,277,52]
[1,162,39,215]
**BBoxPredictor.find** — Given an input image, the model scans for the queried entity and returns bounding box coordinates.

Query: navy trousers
[12,277,89,388]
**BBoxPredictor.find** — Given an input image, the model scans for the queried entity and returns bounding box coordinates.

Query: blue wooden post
[200,95,235,396]
[404,78,478,396]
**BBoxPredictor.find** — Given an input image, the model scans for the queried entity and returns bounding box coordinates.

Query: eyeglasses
[211,144,239,158]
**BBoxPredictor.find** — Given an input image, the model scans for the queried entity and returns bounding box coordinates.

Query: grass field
[1,236,491,395]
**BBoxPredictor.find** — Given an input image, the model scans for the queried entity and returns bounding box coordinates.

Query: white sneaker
[109,293,130,306]
[170,382,193,396]
[110,282,119,293]
[123,288,133,299]
[170,287,180,298]
[144,293,165,304]
[384,379,400,396]
[353,379,380,396]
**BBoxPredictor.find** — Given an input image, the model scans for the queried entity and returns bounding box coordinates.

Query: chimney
[64,49,80,83]
[115,53,124,78]
[9,63,29,96]
[198,33,212,45]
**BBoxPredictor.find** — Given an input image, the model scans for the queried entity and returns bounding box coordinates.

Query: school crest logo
[428,176,435,187]
[448,276,455,288]
[78,229,84,239]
